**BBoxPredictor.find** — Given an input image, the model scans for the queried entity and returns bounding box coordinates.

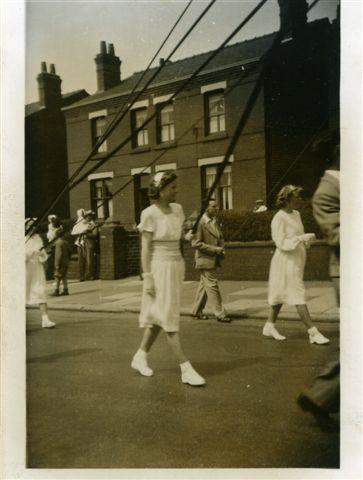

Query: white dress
[268,209,307,306]
[26,234,48,305]
[138,203,185,332]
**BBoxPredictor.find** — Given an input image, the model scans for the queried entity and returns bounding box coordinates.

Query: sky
[26,0,339,104]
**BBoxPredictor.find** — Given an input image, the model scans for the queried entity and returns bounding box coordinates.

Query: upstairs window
[90,177,113,219]
[158,103,175,143]
[202,164,232,210]
[205,91,225,135]
[91,116,107,153]
[132,108,149,147]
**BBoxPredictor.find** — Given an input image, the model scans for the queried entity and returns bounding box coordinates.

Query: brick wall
[126,232,141,276]
[183,240,330,281]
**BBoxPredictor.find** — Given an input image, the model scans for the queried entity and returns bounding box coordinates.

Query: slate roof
[63,18,331,111]
[66,32,276,110]
[25,89,89,117]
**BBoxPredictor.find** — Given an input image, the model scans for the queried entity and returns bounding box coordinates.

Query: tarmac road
[26,310,339,469]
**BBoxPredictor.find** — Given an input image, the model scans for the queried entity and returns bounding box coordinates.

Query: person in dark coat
[297,129,340,426]
[51,226,72,296]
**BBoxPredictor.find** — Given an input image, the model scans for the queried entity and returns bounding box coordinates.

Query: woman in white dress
[26,218,55,328]
[263,185,329,344]
[131,171,205,386]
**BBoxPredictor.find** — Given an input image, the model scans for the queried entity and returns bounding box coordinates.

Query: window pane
[209,116,219,133]
[219,115,226,132]
[135,109,147,127]
[137,130,145,146]
[161,125,169,143]
[209,94,225,114]
[170,124,175,141]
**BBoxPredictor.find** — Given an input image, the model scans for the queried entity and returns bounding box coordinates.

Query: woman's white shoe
[262,322,286,341]
[308,327,330,345]
[42,318,56,328]
[131,354,154,376]
[181,366,206,386]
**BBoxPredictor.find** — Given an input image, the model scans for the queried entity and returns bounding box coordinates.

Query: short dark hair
[312,128,340,164]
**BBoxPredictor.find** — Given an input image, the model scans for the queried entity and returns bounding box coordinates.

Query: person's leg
[85,241,95,280]
[296,304,330,344]
[61,276,69,295]
[202,269,228,321]
[39,303,56,328]
[165,331,205,386]
[131,325,161,376]
[78,246,85,281]
[191,272,208,317]
[51,277,60,296]
[263,304,285,340]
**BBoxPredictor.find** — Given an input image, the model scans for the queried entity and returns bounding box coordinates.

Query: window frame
[131,107,149,148]
[91,116,107,153]
[204,89,226,136]
[157,102,175,144]
[90,177,113,220]
[201,163,233,210]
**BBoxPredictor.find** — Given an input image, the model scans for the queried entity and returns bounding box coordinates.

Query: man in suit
[298,129,340,425]
[191,199,231,323]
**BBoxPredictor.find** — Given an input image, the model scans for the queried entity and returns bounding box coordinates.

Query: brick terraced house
[63,17,339,229]
[26,63,89,218]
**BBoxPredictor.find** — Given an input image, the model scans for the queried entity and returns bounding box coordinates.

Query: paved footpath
[32,277,340,322]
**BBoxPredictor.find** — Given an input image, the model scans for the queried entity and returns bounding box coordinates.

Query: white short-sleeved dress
[138,203,186,332]
[26,234,48,305]
[268,209,307,306]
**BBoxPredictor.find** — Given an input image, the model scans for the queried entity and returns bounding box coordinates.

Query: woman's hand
[184,229,195,242]
[143,272,156,298]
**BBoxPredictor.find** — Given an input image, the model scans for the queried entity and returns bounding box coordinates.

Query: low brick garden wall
[183,240,330,281]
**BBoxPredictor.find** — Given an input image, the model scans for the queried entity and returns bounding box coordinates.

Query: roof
[64,18,332,111]
[25,89,89,117]
[66,32,276,110]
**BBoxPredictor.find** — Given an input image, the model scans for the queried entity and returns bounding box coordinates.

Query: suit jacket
[312,171,340,277]
[192,214,225,270]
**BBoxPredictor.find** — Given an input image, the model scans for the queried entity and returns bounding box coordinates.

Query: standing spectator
[191,199,231,323]
[25,218,55,328]
[298,129,340,421]
[46,214,60,242]
[71,209,98,281]
[263,184,329,344]
[253,199,268,213]
[51,225,72,296]
[131,171,205,386]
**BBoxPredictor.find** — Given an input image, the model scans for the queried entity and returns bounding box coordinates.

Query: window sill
[154,142,177,151]
[91,152,108,160]
[131,146,151,154]
[201,132,228,142]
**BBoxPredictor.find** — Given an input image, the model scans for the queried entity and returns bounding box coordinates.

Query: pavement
[26,309,340,469]
[31,276,340,322]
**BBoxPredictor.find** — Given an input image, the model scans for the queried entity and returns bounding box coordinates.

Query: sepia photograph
[1,0,362,477]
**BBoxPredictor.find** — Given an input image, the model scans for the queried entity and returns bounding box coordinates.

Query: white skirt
[268,244,306,306]
[139,242,185,332]
[26,260,47,305]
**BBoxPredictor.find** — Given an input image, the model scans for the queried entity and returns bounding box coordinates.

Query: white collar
[326,170,340,181]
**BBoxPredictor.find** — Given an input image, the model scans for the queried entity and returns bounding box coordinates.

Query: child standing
[51,226,72,296]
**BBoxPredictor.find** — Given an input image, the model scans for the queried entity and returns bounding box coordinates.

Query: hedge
[218,201,323,242]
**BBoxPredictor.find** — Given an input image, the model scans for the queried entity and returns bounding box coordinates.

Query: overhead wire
[27,0,215,237]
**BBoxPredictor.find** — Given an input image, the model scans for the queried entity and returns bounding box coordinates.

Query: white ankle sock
[180,361,191,373]
[308,327,318,335]
[41,314,49,322]
[136,349,148,358]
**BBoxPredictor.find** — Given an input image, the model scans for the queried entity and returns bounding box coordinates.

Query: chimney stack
[37,61,62,108]
[95,41,122,92]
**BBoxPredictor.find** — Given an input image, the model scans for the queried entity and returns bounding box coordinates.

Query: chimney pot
[41,61,47,73]
[50,63,56,74]
[108,43,115,56]
[100,41,107,54]
[159,58,165,67]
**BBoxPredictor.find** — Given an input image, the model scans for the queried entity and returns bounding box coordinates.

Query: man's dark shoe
[191,313,209,320]
[217,316,231,323]
[297,393,339,433]
[60,289,69,296]
[50,290,60,297]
